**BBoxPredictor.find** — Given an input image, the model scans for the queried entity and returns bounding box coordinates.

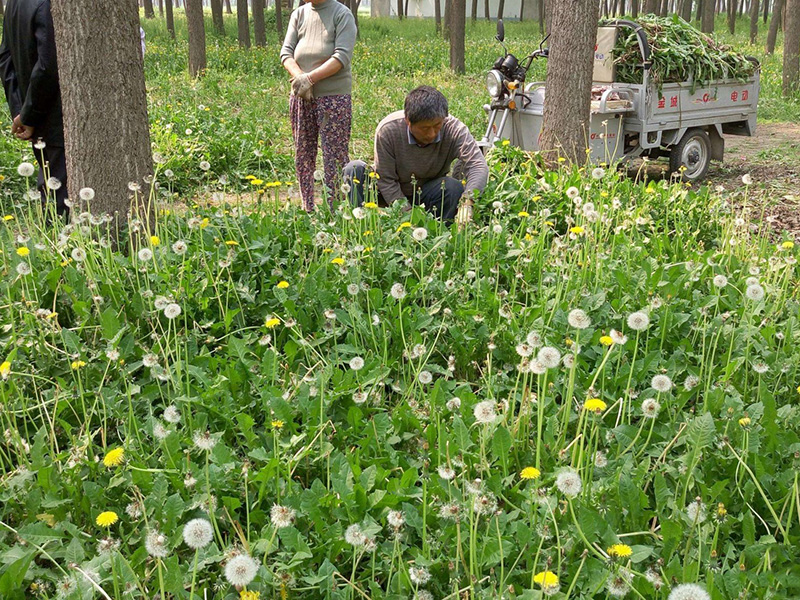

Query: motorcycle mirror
[495,19,505,43]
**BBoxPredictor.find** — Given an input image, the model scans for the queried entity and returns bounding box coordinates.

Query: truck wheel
[669,128,711,182]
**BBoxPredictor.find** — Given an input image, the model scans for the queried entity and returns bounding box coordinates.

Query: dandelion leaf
[685,412,715,450]
[491,425,512,464]
[0,551,34,598]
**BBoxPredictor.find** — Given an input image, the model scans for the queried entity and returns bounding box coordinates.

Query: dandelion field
[2,10,800,600]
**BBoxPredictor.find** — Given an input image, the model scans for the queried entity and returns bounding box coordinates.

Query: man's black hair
[404,86,449,123]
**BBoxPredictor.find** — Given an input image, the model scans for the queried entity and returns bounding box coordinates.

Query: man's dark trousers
[343,159,462,221]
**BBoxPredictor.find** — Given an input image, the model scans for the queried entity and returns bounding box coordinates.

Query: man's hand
[291,73,314,101]
[12,115,34,141]
[456,195,474,229]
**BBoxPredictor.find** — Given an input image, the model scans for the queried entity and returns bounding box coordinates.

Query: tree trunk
[276,0,284,37]
[538,0,545,34]
[165,0,175,38]
[186,0,206,76]
[450,0,466,73]
[397,0,403,18]
[727,0,736,32]
[498,0,505,18]
[696,0,703,21]
[645,0,658,13]
[143,0,155,17]
[471,0,477,21]
[211,0,225,34]
[701,0,715,31]
[225,0,232,13]
[0,0,4,17]
[765,0,782,53]
[435,0,442,33]
[539,0,599,164]
[238,0,251,47]
[158,0,163,16]
[762,0,769,20]
[444,0,451,40]
[632,0,640,17]
[50,0,153,228]
[784,0,799,95]
[350,0,360,32]
[253,0,266,45]
[749,0,759,41]
[484,0,489,20]
[659,0,668,14]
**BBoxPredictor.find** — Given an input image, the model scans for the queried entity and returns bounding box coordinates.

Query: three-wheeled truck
[480,20,760,181]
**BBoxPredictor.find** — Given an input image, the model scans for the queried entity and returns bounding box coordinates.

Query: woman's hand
[291,73,314,101]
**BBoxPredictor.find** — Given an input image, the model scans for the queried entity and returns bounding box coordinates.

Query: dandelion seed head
[641,398,661,418]
[667,583,711,600]
[537,346,561,369]
[224,553,259,587]
[555,468,582,498]
[473,400,496,424]
[627,311,650,331]
[145,529,170,558]
[345,524,365,546]
[182,518,214,549]
[270,504,296,529]
[567,309,591,329]
[651,374,673,393]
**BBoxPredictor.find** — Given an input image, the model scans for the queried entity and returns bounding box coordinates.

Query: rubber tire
[669,128,711,182]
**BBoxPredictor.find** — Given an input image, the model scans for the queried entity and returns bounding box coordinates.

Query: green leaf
[491,426,512,463]
[0,551,35,598]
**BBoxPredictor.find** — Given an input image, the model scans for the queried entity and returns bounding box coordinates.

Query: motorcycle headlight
[486,70,504,98]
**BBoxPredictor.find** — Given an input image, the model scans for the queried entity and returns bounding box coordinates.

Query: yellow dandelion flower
[584,398,607,413]
[607,544,632,558]
[600,190,609,198]
[739,417,751,427]
[781,241,794,250]
[96,511,119,527]
[240,590,260,600]
[150,235,160,246]
[363,247,373,252]
[276,281,289,289]
[271,420,284,429]
[70,360,87,370]
[245,175,256,180]
[520,467,541,480]
[3,215,14,221]
[717,503,727,518]
[103,447,125,467]
[364,202,378,209]
[518,211,530,218]
[368,171,380,179]
[265,318,281,328]
[599,335,614,346]
[250,179,264,186]
[533,571,559,587]
[200,218,210,229]
[225,240,239,246]
[331,257,345,265]
[16,246,30,257]
[570,226,585,235]
[0,361,11,379]
[397,222,412,231]
[364,230,372,236]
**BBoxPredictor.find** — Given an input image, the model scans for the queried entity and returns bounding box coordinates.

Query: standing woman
[280,0,357,212]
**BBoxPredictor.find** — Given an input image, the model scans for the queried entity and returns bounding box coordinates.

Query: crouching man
[343,85,488,223]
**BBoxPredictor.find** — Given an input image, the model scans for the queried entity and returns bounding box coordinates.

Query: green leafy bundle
[604,15,757,89]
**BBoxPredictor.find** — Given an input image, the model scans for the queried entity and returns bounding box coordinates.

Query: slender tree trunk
[166,0,175,38]
[727,0,736,31]
[738,0,745,17]
[444,0,451,40]
[238,0,251,47]
[253,0,266,45]
[225,0,232,13]
[143,0,155,17]
[211,0,225,34]
[350,0,360,32]
[158,0,163,16]
[763,0,769,19]
[701,0,715,30]
[538,0,545,34]
[450,0,465,73]
[540,0,599,164]
[0,0,4,18]
[50,0,153,228]
[397,0,403,18]
[435,0,442,33]
[658,0,668,14]
[498,0,505,18]
[520,0,525,20]
[484,0,489,20]
[276,0,284,37]
[632,0,640,17]
[765,0,782,53]
[784,0,799,95]
[186,0,207,76]
[749,0,759,41]
[696,0,703,21]
[471,0,477,21]
[405,0,411,17]
[645,0,658,13]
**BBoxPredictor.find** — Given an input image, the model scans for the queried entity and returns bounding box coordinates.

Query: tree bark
[762,0,769,20]
[276,0,284,37]
[632,0,640,17]
[784,0,799,95]
[238,0,251,47]
[225,0,232,14]
[397,0,403,18]
[444,0,451,40]
[50,0,153,227]
[645,0,658,13]
[211,0,225,34]
[539,0,599,165]
[765,0,782,53]
[727,0,736,32]
[0,0,4,17]
[349,0,360,32]
[696,0,703,22]
[165,0,175,38]
[659,0,668,14]
[435,0,442,33]
[701,0,715,31]
[186,0,206,76]
[538,0,545,34]
[450,0,465,74]
[471,0,477,21]
[498,0,505,18]
[143,0,155,17]
[484,0,490,19]
[253,0,266,46]
[749,0,759,42]
[158,0,163,16]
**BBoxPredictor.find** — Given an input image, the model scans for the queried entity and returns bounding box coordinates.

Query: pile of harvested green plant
[604,15,757,90]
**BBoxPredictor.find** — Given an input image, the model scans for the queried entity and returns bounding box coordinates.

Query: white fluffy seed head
[627,311,650,331]
[641,398,661,418]
[745,283,765,301]
[224,553,259,587]
[567,309,591,329]
[270,504,296,529]
[537,346,561,369]
[145,529,170,558]
[344,524,365,546]
[163,303,182,319]
[667,583,711,600]
[182,518,213,549]
[17,162,35,177]
[412,227,428,241]
[555,468,582,498]
[349,356,365,371]
[473,400,496,424]
[651,374,673,393]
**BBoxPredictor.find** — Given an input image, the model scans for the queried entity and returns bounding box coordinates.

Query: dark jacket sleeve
[0,19,23,118]
[20,2,60,127]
